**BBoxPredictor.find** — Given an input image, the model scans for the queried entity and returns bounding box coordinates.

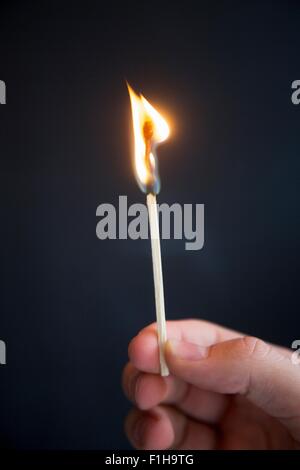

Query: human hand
[122,320,300,449]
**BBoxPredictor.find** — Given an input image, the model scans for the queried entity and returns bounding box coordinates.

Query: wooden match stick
[146,193,169,377]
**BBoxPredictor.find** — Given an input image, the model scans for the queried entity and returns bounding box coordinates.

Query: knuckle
[240,336,271,360]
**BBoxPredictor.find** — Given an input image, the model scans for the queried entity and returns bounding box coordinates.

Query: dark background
[0,0,299,449]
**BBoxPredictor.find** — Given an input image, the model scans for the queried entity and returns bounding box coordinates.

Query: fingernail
[166,339,209,360]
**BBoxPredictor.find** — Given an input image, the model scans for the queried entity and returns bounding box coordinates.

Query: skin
[122,320,300,450]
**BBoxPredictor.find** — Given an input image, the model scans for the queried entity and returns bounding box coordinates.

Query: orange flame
[127,83,170,194]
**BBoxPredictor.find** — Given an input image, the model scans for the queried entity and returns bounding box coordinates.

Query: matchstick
[146,193,169,377]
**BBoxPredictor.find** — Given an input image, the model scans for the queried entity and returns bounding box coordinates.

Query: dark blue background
[0,0,299,449]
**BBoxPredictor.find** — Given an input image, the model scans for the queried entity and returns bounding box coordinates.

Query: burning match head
[127,83,170,195]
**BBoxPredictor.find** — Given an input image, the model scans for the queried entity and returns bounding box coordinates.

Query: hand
[122,320,300,449]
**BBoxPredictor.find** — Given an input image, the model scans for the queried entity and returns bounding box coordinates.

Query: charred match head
[143,120,160,194]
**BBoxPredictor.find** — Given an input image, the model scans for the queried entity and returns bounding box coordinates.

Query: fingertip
[125,407,174,450]
[128,330,160,373]
[144,408,175,450]
[135,374,168,410]
[122,362,139,402]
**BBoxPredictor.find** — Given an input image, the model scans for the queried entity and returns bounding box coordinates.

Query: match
[127,83,170,377]
[146,192,169,377]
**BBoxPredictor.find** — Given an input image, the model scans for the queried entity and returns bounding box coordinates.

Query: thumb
[165,336,300,440]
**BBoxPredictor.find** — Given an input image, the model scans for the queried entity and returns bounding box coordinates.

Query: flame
[127,83,170,194]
